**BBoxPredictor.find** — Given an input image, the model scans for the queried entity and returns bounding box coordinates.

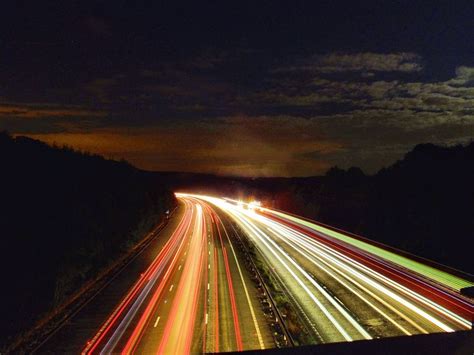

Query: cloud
[364,81,474,114]
[5,49,474,177]
[275,52,423,74]
[0,103,106,119]
[447,66,474,86]
[263,52,474,126]
[314,52,423,73]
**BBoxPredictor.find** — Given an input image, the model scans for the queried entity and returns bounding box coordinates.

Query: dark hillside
[0,131,175,346]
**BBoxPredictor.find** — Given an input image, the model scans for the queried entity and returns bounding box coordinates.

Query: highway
[185,194,473,346]
[40,192,473,353]
[82,196,273,354]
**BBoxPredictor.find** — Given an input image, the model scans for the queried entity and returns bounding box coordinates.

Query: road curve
[184,193,473,346]
[37,192,473,353]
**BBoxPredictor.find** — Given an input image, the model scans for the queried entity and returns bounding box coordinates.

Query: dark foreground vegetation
[0,132,174,348]
[172,142,474,276]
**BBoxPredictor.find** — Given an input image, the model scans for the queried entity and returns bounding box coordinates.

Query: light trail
[182,193,473,343]
[83,192,472,354]
[263,223,447,332]
[224,203,360,342]
[215,216,243,350]
[263,212,473,329]
[202,211,210,354]
[265,208,474,291]
[120,202,199,354]
[156,203,205,354]
[213,241,220,352]
[82,199,194,355]
[83,195,272,354]
[215,211,266,349]
[263,225,419,336]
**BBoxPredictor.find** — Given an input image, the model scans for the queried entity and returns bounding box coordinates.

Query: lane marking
[178,265,182,271]
[154,316,161,328]
[169,284,174,292]
[272,226,413,336]
[230,210,354,341]
[215,216,243,351]
[218,214,265,349]
[266,222,435,334]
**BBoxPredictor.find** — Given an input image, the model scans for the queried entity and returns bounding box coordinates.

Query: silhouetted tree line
[167,143,474,276]
[0,131,175,344]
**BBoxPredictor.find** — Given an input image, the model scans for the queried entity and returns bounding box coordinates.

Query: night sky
[2,1,474,176]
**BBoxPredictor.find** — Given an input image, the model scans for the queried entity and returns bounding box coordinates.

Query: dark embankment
[0,132,175,348]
